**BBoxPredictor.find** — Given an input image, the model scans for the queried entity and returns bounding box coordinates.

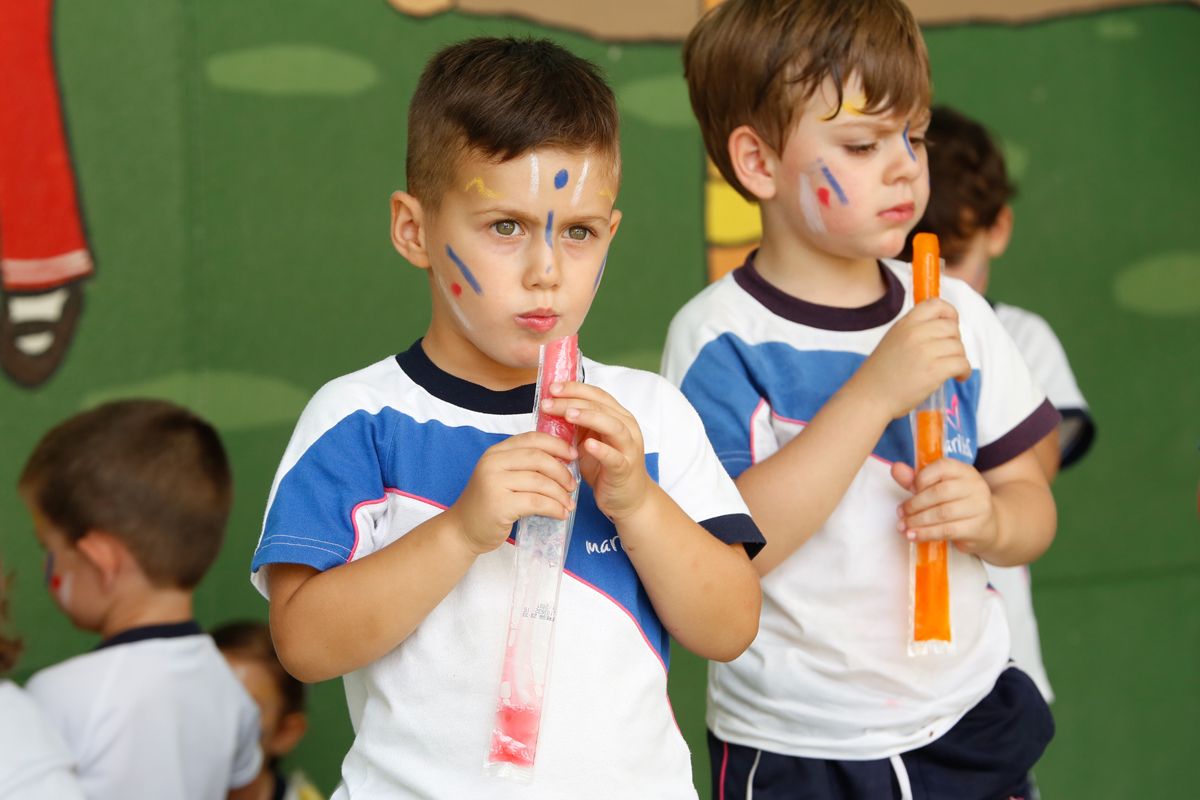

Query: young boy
[19,399,263,800]
[250,37,763,800]
[902,105,1097,703]
[663,2,1060,798]
[213,621,324,800]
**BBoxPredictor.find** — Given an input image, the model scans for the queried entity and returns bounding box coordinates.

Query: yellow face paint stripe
[464,177,500,199]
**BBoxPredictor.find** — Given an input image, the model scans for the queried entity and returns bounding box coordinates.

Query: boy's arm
[735,299,971,575]
[543,381,762,662]
[266,431,578,683]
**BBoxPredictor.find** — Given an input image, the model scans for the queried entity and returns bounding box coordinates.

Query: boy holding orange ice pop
[662,1,1059,797]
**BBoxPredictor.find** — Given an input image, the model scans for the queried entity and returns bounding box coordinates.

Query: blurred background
[1,1,1196,796]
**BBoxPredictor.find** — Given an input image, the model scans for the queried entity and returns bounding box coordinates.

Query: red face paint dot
[450,282,463,298]
[817,187,831,207]
[50,575,62,590]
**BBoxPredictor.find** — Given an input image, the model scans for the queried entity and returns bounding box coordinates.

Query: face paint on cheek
[445,245,483,295]
[571,160,591,206]
[798,173,828,234]
[436,274,473,331]
[818,160,849,205]
[53,573,72,606]
[902,122,916,162]
[592,254,608,293]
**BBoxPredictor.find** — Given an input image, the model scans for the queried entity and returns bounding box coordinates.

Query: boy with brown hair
[19,399,262,800]
[663,1,1059,798]
[251,36,763,799]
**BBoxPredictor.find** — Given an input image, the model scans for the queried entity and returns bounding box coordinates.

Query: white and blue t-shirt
[251,341,762,800]
[662,254,1058,760]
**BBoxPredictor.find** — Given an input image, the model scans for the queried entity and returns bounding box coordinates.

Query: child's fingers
[890,461,916,492]
[486,446,578,492]
[496,430,579,461]
[546,382,637,424]
[899,496,977,536]
[581,435,628,473]
[505,472,577,512]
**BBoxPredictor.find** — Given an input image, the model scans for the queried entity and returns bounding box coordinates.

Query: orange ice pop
[910,234,951,652]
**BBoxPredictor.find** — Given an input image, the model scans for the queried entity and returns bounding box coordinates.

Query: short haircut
[19,399,232,590]
[406,37,620,211]
[901,105,1016,262]
[212,620,305,717]
[0,569,20,675]
[684,0,931,200]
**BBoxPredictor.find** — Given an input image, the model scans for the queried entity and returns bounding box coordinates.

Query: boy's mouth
[879,202,915,222]
[515,309,559,333]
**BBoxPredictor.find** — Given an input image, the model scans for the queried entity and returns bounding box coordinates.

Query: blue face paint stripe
[554,169,569,189]
[445,245,482,295]
[545,210,555,250]
[819,164,849,206]
[593,254,608,292]
[903,122,916,161]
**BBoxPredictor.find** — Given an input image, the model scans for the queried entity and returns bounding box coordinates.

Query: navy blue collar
[732,249,904,331]
[395,339,538,415]
[94,620,203,651]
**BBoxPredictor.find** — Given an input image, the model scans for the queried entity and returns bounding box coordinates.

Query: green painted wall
[1,2,1196,796]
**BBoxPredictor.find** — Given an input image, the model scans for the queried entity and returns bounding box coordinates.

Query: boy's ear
[267,711,309,758]
[727,125,778,201]
[607,208,623,239]
[75,530,130,589]
[391,191,431,268]
[987,205,1014,258]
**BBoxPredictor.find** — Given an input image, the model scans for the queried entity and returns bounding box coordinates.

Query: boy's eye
[907,135,927,149]
[493,220,522,236]
[566,225,592,241]
[844,142,877,156]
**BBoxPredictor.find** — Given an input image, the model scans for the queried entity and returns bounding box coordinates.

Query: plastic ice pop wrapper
[484,335,581,781]
[908,233,953,656]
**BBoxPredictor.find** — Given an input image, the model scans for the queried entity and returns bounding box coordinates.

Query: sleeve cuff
[1058,408,1096,470]
[699,513,766,559]
[975,399,1061,472]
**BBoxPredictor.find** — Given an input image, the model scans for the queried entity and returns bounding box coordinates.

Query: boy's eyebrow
[830,113,930,133]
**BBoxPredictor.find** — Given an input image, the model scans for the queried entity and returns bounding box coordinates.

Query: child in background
[213,620,324,800]
[0,567,84,800]
[902,104,1098,703]
[250,37,763,800]
[663,1,1059,797]
[19,399,262,800]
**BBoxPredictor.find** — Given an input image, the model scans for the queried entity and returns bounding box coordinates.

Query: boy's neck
[97,584,194,641]
[755,214,888,308]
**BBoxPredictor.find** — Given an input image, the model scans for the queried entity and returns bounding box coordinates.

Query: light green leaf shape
[1095,17,1140,41]
[206,45,379,97]
[1113,252,1200,316]
[83,371,309,431]
[618,74,694,129]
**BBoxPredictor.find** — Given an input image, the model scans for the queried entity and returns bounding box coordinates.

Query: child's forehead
[804,74,929,127]
[456,146,619,178]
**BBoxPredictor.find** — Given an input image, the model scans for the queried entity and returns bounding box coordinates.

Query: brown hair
[212,620,305,716]
[901,105,1016,262]
[406,37,620,211]
[0,569,21,675]
[684,0,931,200]
[19,399,232,590]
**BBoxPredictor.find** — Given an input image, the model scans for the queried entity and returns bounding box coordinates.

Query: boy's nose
[886,134,923,183]
[525,242,562,289]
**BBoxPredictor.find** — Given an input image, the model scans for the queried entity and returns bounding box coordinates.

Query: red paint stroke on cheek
[50,575,62,591]
[817,187,831,207]
[450,282,463,298]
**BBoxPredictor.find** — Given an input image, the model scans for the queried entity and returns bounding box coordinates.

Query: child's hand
[890,458,998,554]
[540,382,649,523]
[448,432,578,555]
[851,299,970,419]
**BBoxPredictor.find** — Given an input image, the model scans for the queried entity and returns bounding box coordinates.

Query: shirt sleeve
[250,385,397,596]
[965,293,1062,472]
[655,376,765,557]
[229,694,263,789]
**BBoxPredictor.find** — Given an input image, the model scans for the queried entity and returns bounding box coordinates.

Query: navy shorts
[708,667,1054,800]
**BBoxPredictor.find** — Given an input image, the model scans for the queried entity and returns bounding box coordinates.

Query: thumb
[890,461,916,493]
